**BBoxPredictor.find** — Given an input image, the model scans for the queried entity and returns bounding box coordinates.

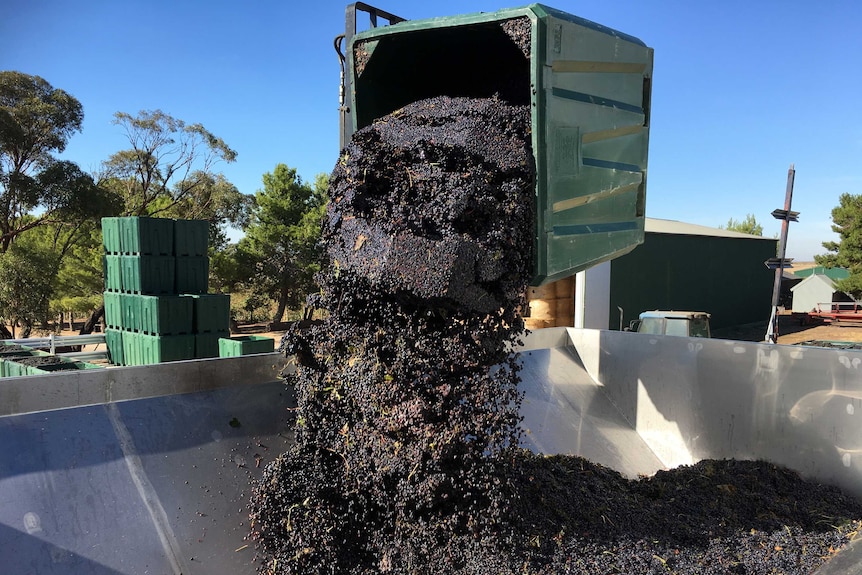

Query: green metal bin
[343,4,653,285]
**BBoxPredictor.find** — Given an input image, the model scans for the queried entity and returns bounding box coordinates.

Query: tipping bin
[340,4,653,285]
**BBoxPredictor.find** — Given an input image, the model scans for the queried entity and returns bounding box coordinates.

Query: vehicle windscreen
[638,318,665,335]
[665,318,689,337]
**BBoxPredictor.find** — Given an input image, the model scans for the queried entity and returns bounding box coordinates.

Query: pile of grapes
[249,96,862,575]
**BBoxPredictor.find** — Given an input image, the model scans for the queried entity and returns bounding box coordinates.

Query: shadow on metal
[517,344,664,477]
[0,360,294,575]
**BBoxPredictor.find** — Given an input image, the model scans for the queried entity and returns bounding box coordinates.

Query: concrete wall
[556,328,862,498]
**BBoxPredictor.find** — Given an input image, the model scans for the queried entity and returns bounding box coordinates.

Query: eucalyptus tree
[0,71,116,252]
[100,109,237,217]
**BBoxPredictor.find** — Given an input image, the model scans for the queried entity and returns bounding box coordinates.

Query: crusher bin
[340,3,654,285]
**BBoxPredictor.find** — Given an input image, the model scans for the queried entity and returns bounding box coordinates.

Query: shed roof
[792,266,849,281]
[645,217,774,241]
[790,273,837,293]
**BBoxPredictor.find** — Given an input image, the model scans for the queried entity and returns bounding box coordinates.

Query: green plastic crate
[138,295,193,335]
[175,256,209,294]
[121,331,139,365]
[0,347,36,378]
[120,216,174,255]
[219,335,275,357]
[104,255,123,292]
[104,292,123,328]
[105,328,124,366]
[121,255,176,295]
[174,219,209,257]
[102,217,122,254]
[119,293,142,331]
[123,332,195,366]
[195,330,230,359]
[183,293,230,333]
[4,353,61,377]
[25,359,104,375]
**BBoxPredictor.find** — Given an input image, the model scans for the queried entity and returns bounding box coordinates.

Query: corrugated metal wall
[609,233,777,330]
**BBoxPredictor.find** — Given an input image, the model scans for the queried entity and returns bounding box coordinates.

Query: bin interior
[353,17,532,130]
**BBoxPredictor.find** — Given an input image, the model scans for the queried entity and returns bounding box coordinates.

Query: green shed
[573,218,778,331]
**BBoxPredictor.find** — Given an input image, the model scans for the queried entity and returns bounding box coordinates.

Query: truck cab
[629,310,711,338]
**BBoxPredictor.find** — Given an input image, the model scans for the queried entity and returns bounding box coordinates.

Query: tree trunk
[80,304,105,335]
[273,294,287,324]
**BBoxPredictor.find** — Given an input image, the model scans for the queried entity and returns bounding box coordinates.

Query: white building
[790,274,851,313]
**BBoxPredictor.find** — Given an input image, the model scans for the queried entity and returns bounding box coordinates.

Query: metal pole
[766,165,797,343]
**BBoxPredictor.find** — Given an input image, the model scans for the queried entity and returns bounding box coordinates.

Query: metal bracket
[338,3,406,149]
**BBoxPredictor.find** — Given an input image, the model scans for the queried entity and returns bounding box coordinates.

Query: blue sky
[3,0,861,261]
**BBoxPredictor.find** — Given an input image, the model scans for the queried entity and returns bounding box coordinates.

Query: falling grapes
[249,94,862,575]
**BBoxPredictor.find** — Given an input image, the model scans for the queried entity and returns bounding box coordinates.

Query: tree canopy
[100,109,237,217]
[815,193,862,297]
[152,171,252,249]
[0,241,58,337]
[237,165,328,322]
[0,72,321,335]
[720,213,763,236]
[0,71,118,252]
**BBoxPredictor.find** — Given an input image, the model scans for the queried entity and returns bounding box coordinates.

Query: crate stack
[102,217,231,366]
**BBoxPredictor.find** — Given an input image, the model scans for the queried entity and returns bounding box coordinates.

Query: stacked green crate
[102,216,230,364]
[122,332,196,365]
[185,293,230,358]
[103,217,191,365]
[104,328,124,366]
[174,219,209,295]
[219,335,275,357]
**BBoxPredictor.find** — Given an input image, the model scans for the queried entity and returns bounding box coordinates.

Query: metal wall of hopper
[2,330,862,573]
[0,356,293,575]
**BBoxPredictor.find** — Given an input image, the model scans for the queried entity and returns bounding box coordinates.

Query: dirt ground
[712,311,862,345]
[250,315,862,348]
